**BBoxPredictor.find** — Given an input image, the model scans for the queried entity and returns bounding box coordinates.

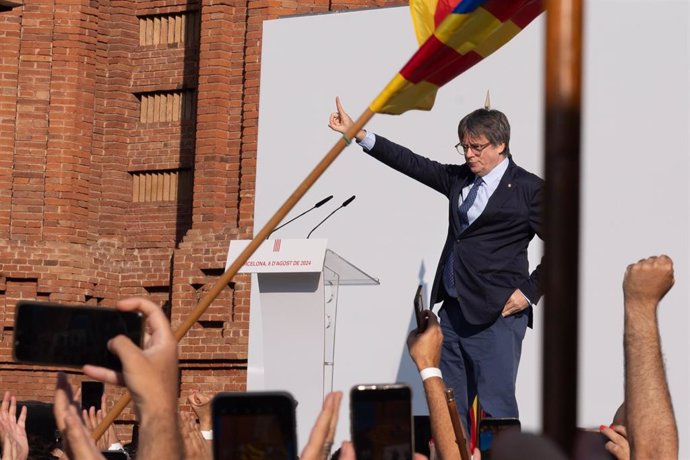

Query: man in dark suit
[328,97,544,428]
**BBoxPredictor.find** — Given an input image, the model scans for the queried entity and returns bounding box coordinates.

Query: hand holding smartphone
[12,300,144,371]
[414,285,427,332]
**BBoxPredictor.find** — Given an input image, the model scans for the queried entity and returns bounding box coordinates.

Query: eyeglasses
[455,141,491,155]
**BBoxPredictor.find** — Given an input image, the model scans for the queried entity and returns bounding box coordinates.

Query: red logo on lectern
[273,239,281,252]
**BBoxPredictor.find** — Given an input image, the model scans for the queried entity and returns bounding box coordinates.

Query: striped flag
[370,0,543,115]
[410,0,460,44]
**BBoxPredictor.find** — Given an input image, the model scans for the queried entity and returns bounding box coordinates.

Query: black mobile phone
[13,300,144,371]
[478,417,521,459]
[574,428,617,460]
[212,391,298,460]
[81,381,104,411]
[101,452,128,460]
[129,423,139,453]
[350,383,413,460]
[414,285,427,332]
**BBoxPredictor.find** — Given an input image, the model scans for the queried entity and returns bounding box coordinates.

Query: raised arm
[328,97,455,195]
[83,297,183,460]
[407,311,464,460]
[622,255,677,459]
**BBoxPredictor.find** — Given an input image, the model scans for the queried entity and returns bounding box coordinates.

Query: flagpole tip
[484,90,491,110]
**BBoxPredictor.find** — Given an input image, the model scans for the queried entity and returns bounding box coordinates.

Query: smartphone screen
[574,428,616,459]
[13,300,144,371]
[413,285,426,332]
[81,381,105,411]
[478,417,521,459]
[101,452,128,460]
[212,391,297,460]
[350,384,413,460]
[129,423,139,451]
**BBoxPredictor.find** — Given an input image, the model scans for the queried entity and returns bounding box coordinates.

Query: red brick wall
[0,0,405,438]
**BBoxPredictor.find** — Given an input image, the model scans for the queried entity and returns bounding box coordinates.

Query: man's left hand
[501,289,529,317]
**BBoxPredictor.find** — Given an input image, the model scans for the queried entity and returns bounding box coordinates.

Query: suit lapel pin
[508,183,512,188]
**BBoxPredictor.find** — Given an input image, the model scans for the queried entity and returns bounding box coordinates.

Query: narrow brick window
[138,11,199,47]
[131,169,192,203]
[138,90,196,123]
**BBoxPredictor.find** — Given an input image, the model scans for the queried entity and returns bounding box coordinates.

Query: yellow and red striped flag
[370,0,543,115]
[410,0,460,44]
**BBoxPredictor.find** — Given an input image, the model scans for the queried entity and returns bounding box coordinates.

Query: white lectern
[225,239,378,446]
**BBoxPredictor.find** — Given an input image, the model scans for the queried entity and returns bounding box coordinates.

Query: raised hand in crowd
[179,411,211,460]
[407,310,443,372]
[81,297,182,460]
[407,310,465,460]
[622,255,677,459]
[53,372,105,460]
[599,424,629,460]
[187,391,212,433]
[300,391,342,460]
[0,391,29,460]
[80,394,119,451]
[595,402,629,460]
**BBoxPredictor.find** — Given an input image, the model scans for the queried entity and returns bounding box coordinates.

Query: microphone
[307,195,356,239]
[268,195,333,237]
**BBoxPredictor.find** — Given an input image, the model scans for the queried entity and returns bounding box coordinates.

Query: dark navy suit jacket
[364,135,544,325]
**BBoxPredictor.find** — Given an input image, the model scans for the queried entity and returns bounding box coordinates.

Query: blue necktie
[459,177,483,231]
[445,177,484,295]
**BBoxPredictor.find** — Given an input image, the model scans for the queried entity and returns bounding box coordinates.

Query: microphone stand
[307,195,355,238]
[268,195,333,238]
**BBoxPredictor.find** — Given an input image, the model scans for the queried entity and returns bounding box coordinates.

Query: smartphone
[212,391,298,460]
[478,417,521,459]
[414,285,427,332]
[13,300,144,371]
[350,383,413,460]
[131,422,139,445]
[101,452,128,460]
[81,381,104,411]
[574,428,616,460]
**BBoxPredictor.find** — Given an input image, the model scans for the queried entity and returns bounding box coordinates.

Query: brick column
[91,0,139,242]
[10,0,54,241]
[191,0,245,230]
[43,0,99,244]
[0,9,21,238]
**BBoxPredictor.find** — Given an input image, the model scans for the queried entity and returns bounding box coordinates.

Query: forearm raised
[138,412,183,460]
[624,306,677,459]
[423,378,462,460]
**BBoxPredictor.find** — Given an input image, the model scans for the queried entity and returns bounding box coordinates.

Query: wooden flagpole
[542,0,583,454]
[92,108,375,440]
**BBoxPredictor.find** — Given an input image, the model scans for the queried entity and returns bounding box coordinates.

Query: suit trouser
[438,298,529,431]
